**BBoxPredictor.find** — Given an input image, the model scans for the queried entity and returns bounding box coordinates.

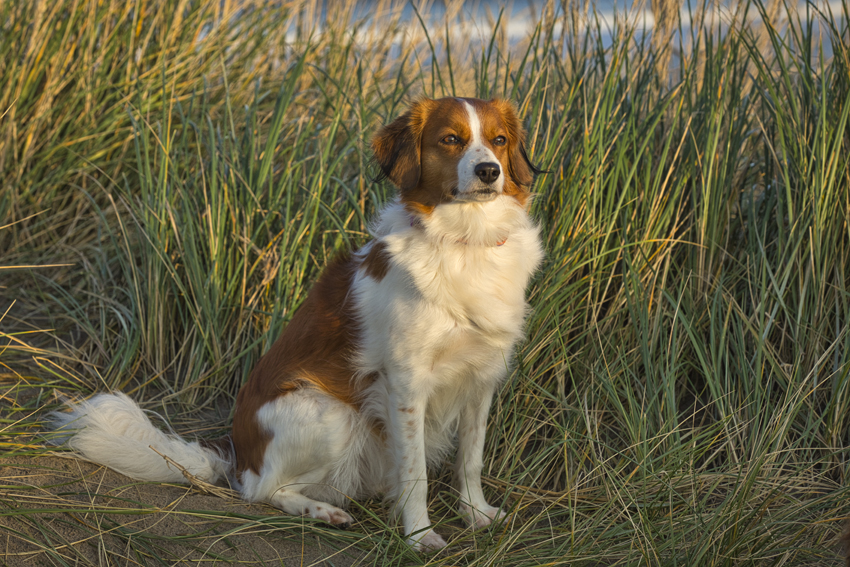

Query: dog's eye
[441,135,460,145]
[493,136,507,147]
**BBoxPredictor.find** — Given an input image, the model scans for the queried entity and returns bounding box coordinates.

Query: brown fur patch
[487,99,537,185]
[231,255,371,475]
[406,98,471,215]
[372,98,437,192]
[361,241,392,281]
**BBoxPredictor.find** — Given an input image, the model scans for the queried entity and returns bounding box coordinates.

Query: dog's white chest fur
[347,199,542,489]
[355,200,541,392]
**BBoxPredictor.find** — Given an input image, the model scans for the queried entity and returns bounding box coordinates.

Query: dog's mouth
[452,187,499,202]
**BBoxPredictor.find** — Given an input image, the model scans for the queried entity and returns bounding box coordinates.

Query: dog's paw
[408,529,447,552]
[305,503,354,528]
[460,503,509,529]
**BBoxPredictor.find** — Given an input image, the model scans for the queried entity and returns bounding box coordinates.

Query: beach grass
[1,0,849,564]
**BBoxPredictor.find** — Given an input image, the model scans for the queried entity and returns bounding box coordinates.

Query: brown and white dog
[50,97,544,551]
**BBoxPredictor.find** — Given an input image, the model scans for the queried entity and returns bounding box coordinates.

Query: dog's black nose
[474,162,501,185]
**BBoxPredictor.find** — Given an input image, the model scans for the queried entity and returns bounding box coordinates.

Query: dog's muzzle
[454,162,503,202]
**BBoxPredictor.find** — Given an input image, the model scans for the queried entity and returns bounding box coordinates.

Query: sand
[0,455,371,566]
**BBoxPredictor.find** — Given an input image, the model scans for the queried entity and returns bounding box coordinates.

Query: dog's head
[372,97,540,215]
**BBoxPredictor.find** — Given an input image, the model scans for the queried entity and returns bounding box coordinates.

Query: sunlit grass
[1,0,849,564]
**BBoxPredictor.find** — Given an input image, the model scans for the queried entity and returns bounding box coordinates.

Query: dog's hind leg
[269,488,353,527]
[237,388,375,528]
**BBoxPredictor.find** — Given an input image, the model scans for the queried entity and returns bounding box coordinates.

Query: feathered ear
[491,99,541,188]
[371,99,434,191]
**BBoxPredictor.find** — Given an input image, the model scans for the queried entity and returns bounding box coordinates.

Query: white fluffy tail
[48,393,231,484]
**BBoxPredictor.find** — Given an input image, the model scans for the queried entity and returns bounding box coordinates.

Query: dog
[49,97,544,551]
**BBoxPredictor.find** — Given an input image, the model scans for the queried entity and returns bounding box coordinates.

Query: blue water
[357,0,842,51]
[292,0,844,59]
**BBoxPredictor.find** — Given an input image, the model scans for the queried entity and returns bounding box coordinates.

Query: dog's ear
[491,99,541,188]
[372,99,434,191]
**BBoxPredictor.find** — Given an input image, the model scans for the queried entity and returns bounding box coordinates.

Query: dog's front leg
[388,391,447,551]
[456,389,508,529]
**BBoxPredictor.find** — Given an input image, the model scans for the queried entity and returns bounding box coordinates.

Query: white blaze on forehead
[457,100,503,196]
[462,100,483,147]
